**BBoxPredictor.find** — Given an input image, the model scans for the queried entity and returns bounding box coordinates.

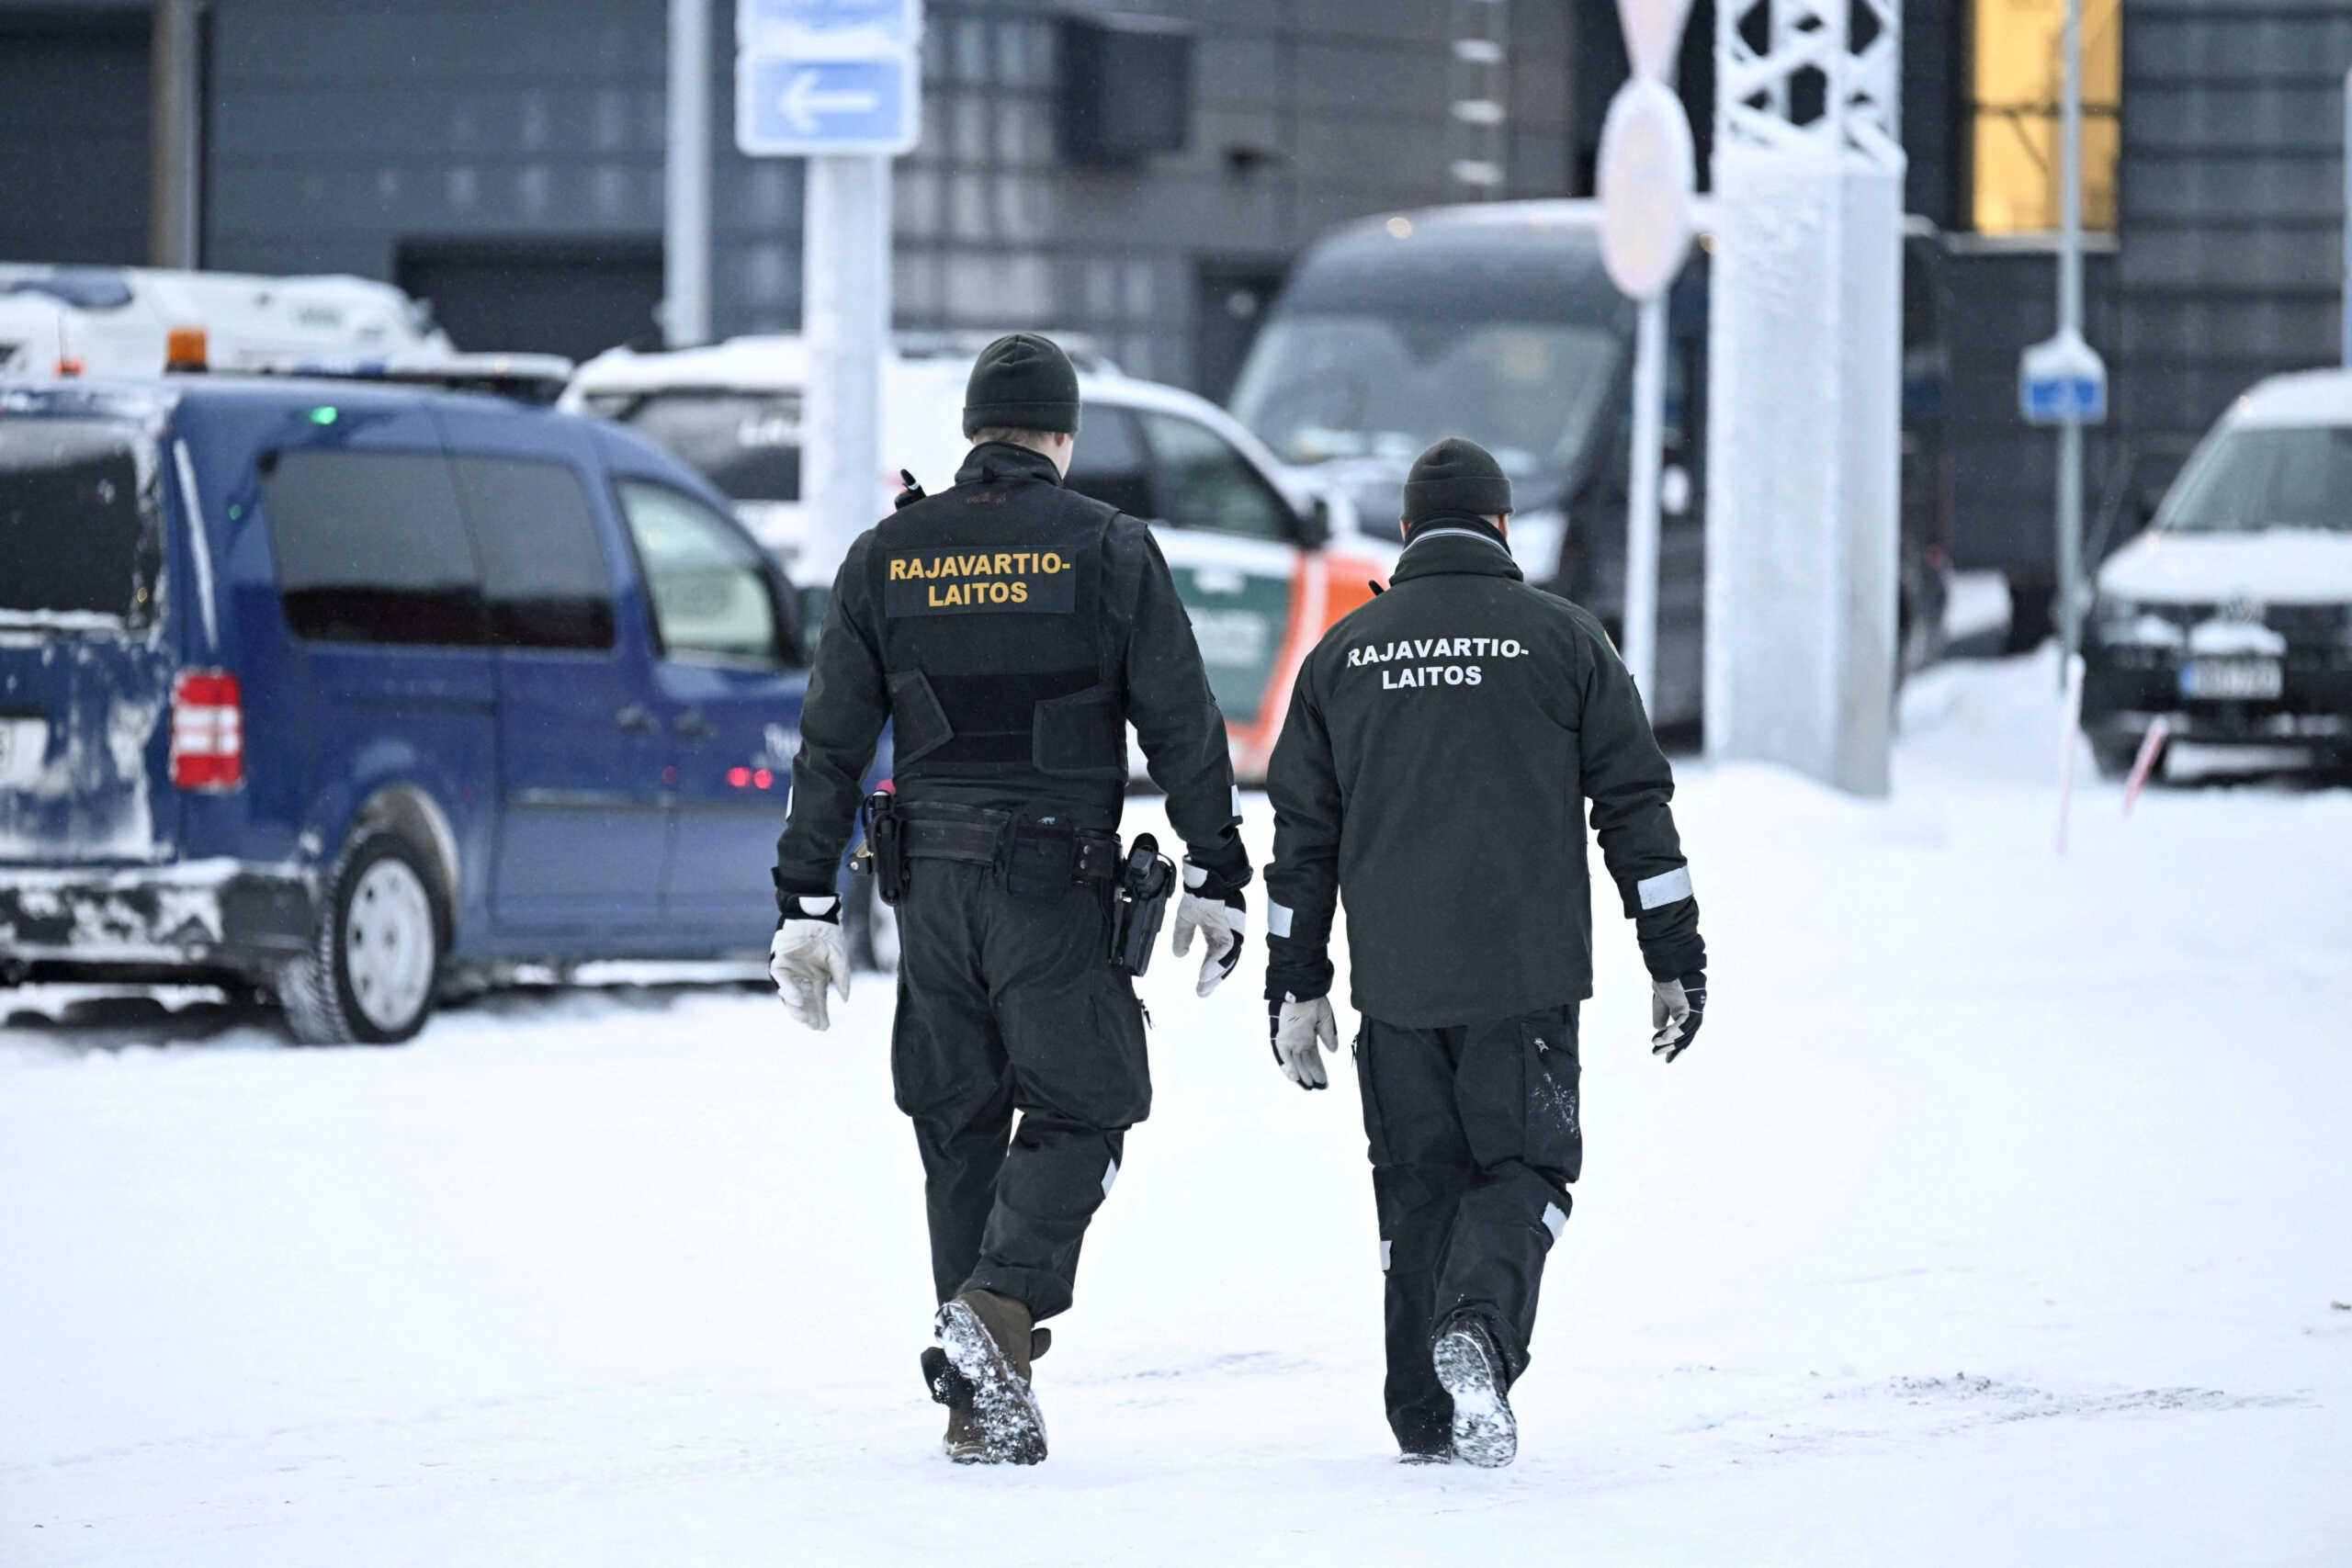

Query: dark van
[1227,199,1954,729]
[1,378,808,1043]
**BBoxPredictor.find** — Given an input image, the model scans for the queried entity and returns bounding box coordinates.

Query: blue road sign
[2022,374,2106,423]
[735,0,922,156]
[737,56,915,155]
[2018,332,2108,426]
[740,0,920,50]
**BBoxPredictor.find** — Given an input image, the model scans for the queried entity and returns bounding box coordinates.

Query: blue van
[0,378,810,1042]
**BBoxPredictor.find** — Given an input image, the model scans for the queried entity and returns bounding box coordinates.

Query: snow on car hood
[2097,528,2352,605]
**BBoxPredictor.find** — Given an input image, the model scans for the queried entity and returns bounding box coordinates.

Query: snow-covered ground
[4,651,2348,1566]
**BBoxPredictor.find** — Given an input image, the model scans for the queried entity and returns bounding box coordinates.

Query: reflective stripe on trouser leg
[1372,1163,1464,1455]
[1430,1165,1570,1385]
[962,1117,1127,1322]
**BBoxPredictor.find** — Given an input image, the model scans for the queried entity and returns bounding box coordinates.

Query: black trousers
[1354,1004,1581,1454]
[890,858,1150,1323]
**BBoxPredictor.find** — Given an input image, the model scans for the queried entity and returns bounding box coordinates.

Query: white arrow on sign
[781,69,881,134]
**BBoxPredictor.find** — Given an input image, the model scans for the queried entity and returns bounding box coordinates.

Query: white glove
[1649,969,1706,1063]
[1269,993,1340,1090]
[770,895,851,1031]
[1170,861,1247,998]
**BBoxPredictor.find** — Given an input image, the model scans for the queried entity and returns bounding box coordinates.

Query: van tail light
[171,670,243,790]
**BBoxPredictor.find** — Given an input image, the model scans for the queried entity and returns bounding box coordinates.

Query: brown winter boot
[935,1289,1047,1464]
[937,1326,1049,1464]
[943,1405,990,1463]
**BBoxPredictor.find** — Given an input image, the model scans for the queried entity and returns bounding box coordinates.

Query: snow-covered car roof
[566,334,1320,508]
[2220,368,2352,431]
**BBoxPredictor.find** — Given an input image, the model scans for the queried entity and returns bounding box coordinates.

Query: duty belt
[897,804,1123,882]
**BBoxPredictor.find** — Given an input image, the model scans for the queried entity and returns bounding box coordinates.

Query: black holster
[1109,833,1175,976]
[854,790,909,905]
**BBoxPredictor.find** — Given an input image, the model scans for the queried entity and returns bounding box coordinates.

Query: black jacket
[1262,521,1701,1026]
[775,442,1248,898]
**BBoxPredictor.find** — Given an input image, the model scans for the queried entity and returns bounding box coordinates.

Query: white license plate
[2179,658,2283,701]
[0,716,50,787]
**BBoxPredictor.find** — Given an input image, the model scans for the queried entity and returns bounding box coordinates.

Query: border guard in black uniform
[769,333,1251,1466]
[1261,437,1708,1468]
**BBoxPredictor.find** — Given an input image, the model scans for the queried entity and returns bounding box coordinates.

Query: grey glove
[1650,968,1706,1063]
[1268,993,1340,1090]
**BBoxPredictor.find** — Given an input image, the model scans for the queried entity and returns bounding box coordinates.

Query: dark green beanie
[1402,437,1512,525]
[962,333,1081,437]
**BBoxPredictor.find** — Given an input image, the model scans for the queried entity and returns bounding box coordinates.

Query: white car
[2081,368,2352,776]
[0,264,457,380]
[565,335,1390,779]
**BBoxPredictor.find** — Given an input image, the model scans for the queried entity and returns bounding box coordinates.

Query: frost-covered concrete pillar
[1705,0,1905,795]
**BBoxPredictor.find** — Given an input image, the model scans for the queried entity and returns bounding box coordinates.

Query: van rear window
[261,449,486,645]
[0,417,158,626]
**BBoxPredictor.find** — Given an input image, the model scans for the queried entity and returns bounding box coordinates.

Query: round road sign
[1596,77,1697,300]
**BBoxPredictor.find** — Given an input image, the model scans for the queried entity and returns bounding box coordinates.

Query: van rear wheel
[281,829,445,1045]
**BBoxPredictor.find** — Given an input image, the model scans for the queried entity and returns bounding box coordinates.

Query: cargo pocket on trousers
[1033,684,1125,779]
[1521,1013,1582,1184]
[887,671,955,768]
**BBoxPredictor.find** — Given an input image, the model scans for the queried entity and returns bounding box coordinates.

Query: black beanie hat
[962,333,1081,437]
[1402,437,1512,525]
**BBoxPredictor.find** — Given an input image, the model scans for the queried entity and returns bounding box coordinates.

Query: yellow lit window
[1971,0,2120,232]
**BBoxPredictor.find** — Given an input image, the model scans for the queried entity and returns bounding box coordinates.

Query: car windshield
[588,389,801,503]
[1229,314,1622,476]
[2159,424,2352,534]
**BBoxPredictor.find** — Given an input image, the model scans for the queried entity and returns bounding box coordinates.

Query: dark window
[590,391,801,503]
[1139,412,1292,541]
[1064,405,1155,517]
[449,457,616,650]
[395,237,662,363]
[261,450,485,645]
[0,417,157,623]
[615,479,795,664]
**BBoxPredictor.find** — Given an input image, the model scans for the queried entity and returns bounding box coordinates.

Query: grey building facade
[4,0,2347,591]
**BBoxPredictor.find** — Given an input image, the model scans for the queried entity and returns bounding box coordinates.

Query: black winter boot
[1431,1318,1516,1468]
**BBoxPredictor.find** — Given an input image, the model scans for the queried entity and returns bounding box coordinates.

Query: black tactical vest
[867,476,1126,784]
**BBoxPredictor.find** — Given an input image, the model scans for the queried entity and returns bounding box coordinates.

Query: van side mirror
[1294,493,1331,548]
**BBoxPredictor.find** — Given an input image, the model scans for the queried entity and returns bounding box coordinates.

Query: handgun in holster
[1109,832,1175,976]
[850,790,909,905]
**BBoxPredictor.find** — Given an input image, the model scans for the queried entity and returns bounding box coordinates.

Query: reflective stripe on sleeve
[1267,901,1295,938]
[1636,866,1693,910]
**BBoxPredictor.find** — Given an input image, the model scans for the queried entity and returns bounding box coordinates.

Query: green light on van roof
[306,406,339,425]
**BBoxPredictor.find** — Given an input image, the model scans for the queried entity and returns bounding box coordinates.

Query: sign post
[2024,0,2098,682]
[1596,0,1698,705]
[736,0,922,581]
